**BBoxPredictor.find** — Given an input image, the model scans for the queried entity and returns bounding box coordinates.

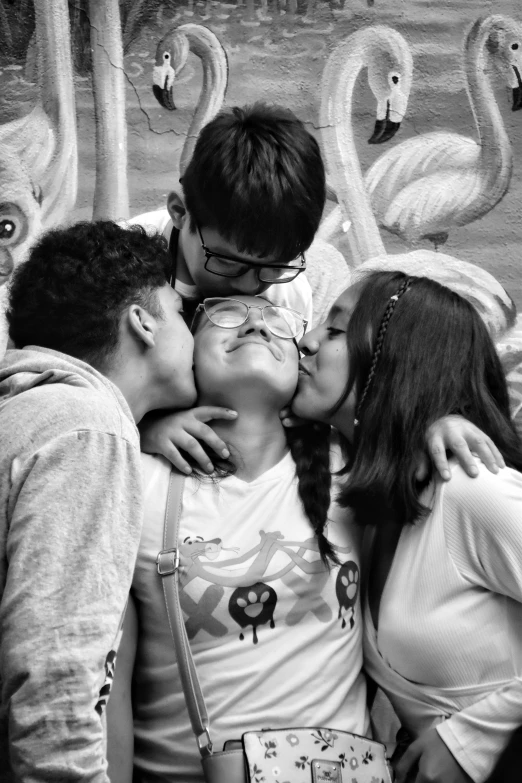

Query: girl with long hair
[292,271,522,783]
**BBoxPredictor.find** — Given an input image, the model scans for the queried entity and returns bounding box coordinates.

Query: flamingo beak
[153,83,176,111]
[152,63,177,111]
[512,66,522,111]
[368,103,401,144]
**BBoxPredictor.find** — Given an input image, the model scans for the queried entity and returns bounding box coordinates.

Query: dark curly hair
[7,220,172,368]
[182,103,326,263]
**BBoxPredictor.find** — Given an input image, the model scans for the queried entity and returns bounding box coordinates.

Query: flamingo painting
[0,0,77,355]
[152,23,229,176]
[320,26,517,341]
[318,25,413,264]
[365,15,522,247]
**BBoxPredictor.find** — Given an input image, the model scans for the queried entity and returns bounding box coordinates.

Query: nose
[298,327,320,355]
[231,269,263,295]
[237,308,271,341]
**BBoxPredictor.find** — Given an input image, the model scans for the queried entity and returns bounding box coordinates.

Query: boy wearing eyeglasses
[128,102,349,328]
[130,102,350,473]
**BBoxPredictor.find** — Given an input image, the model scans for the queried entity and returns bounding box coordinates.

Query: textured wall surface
[1,0,521,307]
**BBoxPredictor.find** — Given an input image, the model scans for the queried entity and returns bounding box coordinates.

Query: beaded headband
[353,277,413,428]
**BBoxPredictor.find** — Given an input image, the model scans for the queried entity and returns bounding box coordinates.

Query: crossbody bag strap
[157,470,214,758]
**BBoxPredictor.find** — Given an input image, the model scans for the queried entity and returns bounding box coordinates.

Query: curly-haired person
[0,221,196,783]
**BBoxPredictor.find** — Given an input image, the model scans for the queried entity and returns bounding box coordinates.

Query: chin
[176,383,198,409]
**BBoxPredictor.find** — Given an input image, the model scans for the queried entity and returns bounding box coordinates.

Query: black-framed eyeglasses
[196,223,306,284]
[193,297,308,340]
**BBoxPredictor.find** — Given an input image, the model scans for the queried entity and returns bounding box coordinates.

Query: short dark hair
[182,103,326,262]
[7,220,171,368]
[337,271,522,527]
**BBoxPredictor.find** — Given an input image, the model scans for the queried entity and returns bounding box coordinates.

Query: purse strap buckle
[156,547,180,576]
[197,728,213,756]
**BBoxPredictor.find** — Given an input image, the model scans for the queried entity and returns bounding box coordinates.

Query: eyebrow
[329,305,343,320]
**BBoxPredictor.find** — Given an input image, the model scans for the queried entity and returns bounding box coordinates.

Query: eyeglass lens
[205,255,302,282]
[204,300,302,338]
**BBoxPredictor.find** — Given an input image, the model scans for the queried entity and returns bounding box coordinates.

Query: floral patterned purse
[157,471,393,783]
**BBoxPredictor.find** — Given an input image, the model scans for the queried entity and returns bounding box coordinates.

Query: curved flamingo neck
[35,0,75,134]
[320,31,386,264]
[464,17,512,187]
[34,0,77,225]
[179,24,228,176]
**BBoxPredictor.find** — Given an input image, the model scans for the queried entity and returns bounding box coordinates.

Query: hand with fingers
[139,407,238,474]
[425,414,505,481]
[395,728,472,783]
[279,405,307,428]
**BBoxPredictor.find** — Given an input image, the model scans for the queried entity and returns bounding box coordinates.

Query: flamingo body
[320,24,517,340]
[365,15,522,246]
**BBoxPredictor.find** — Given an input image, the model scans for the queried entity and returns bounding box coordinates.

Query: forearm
[437,679,522,783]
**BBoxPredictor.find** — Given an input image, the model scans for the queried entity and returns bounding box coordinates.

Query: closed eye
[327,327,345,337]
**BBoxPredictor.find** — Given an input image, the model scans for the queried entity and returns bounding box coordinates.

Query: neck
[35,0,78,227]
[319,29,386,264]
[103,363,151,423]
[464,17,512,189]
[201,395,289,481]
[179,24,228,176]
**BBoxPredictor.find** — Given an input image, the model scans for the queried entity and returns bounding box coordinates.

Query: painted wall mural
[1,0,522,416]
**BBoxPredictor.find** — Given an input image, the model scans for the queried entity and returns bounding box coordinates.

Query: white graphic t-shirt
[132,451,368,782]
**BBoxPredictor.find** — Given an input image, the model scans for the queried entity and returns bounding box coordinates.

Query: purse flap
[242,727,393,783]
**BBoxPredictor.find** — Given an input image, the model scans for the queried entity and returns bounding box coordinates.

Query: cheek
[193,334,224,384]
[317,344,349,393]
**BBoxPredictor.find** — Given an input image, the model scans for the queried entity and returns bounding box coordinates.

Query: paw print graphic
[229,583,277,644]
[335,561,360,630]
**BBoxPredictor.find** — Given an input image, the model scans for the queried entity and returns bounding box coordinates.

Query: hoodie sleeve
[1,427,142,783]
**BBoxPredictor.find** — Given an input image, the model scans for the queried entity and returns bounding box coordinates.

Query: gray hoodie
[0,347,143,782]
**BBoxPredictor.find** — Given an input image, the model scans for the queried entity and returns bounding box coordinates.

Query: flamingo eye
[0,221,16,241]
[512,43,519,50]
[0,204,28,247]
[389,72,400,86]
[163,52,170,60]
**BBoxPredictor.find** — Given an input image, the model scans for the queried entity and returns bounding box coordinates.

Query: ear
[126,304,159,349]
[167,190,188,230]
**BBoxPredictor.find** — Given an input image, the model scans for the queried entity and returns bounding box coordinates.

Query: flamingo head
[152,30,190,111]
[366,28,413,144]
[484,16,522,111]
[0,155,43,289]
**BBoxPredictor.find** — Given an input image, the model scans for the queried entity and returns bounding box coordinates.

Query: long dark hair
[336,271,522,527]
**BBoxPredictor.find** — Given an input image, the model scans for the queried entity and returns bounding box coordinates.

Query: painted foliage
[1,0,522,409]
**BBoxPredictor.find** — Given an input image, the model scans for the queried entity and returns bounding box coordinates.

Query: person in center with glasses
[106,293,366,783]
[107,294,504,783]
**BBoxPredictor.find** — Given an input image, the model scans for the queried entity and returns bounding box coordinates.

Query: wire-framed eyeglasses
[193,297,308,340]
[196,223,306,284]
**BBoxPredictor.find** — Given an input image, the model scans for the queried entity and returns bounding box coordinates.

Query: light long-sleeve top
[0,348,143,783]
[363,461,522,783]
